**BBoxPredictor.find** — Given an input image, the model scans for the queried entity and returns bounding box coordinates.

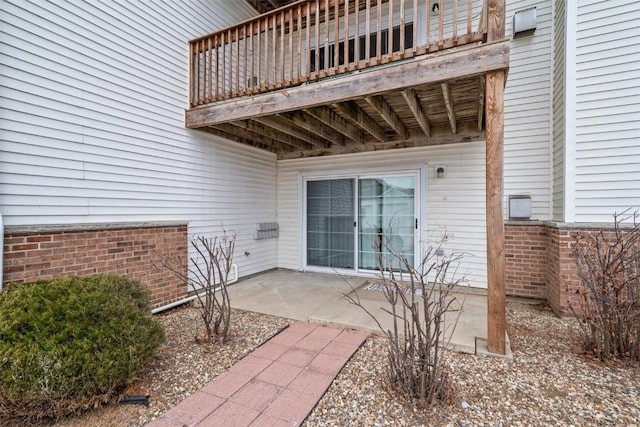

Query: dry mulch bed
[49,302,639,426]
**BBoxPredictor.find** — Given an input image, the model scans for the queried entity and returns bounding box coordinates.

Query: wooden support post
[485,69,505,354]
[486,0,506,355]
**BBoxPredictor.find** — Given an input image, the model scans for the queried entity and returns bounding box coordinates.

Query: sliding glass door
[306,179,355,269]
[358,176,415,271]
[306,173,417,272]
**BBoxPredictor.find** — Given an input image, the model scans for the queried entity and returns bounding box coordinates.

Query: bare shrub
[161,233,236,344]
[346,231,465,408]
[570,210,640,361]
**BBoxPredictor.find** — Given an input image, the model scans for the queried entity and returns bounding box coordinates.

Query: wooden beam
[278,122,484,159]
[333,101,386,143]
[401,89,431,138]
[279,111,345,146]
[254,116,326,148]
[477,75,486,131]
[486,68,506,355]
[231,120,310,151]
[185,41,510,127]
[202,127,277,154]
[304,106,364,144]
[441,82,457,135]
[364,95,408,140]
[212,123,287,152]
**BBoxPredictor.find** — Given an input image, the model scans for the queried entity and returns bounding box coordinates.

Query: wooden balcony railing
[189,0,487,107]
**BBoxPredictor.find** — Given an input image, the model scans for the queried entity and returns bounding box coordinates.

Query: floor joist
[402,88,431,138]
[279,111,345,147]
[304,106,365,145]
[333,101,386,143]
[441,82,457,135]
[365,95,408,140]
[254,116,326,148]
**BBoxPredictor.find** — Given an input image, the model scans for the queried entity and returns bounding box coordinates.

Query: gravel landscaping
[54,307,290,427]
[308,302,640,426]
[52,301,639,426]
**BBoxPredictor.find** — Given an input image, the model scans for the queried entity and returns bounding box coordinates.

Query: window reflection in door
[358,176,415,271]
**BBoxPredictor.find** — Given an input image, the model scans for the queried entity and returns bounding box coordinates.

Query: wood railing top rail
[189,0,488,107]
[190,0,310,44]
[189,0,400,45]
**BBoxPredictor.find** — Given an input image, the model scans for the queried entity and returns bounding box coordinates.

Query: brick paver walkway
[147,321,369,427]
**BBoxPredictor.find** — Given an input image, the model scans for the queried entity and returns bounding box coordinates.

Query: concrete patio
[148,269,512,426]
[228,269,508,355]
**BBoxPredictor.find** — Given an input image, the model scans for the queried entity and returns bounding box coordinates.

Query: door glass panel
[307,179,355,269]
[358,176,415,271]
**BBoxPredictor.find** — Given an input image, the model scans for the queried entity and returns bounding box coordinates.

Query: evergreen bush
[0,274,164,422]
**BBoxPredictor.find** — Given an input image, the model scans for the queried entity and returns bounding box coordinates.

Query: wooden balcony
[185,0,509,159]
[187,0,509,356]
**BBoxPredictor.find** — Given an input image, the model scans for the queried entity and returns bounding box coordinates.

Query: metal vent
[513,7,536,38]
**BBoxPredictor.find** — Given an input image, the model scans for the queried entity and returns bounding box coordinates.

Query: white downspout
[151,263,238,314]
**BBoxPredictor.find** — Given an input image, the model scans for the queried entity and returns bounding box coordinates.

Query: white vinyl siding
[0,0,279,277]
[551,0,566,221]
[276,0,558,287]
[277,142,488,288]
[573,1,640,222]
[503,0,553,220]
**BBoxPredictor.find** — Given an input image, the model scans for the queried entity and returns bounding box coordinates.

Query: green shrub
[0,274,165,422]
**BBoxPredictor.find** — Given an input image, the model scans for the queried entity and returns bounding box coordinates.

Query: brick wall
[504,222,547,299]
[545,226,562,314]
[3,222,188,309]
[505,222,611,316]
[506,221,633,317]
[546,226,633,316]
[545,227,582,316]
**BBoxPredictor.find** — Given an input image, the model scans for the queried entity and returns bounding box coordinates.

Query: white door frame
[299,164,427,276]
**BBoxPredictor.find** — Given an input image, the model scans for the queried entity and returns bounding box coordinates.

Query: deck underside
[186,40,509,159]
